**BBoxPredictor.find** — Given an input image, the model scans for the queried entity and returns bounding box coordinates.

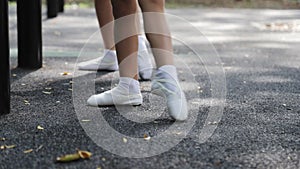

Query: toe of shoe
[78,63,98,70]
[87,95,99,107]
[167,95,188,121]
[77,63,85,69]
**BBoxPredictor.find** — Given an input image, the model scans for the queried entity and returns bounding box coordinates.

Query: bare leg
[87,0,187,120]
[138,0,188,121]
[138,0,174,68]
[111,0,139,80]
[78,0,118,71]
[87,0,143,107]
[94,0,115,50]
[80,0,152,79]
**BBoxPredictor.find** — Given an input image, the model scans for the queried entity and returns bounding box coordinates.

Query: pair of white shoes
[78,36,187,121]
[86,65,188,121]
[78,36,153,80]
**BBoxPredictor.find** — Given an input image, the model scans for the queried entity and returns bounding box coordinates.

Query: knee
[112,0,137,18]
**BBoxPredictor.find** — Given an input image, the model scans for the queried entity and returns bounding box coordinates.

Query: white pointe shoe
[78,54,118,71]
[87,86,143,107]
[78,36,153,80]
[151,77,188,121]
[78,53,152,80]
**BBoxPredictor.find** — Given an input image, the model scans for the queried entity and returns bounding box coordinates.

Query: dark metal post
[59,0,64,13]
[0,0,10,115]
[47,0,58,18]
[17,0,42,69]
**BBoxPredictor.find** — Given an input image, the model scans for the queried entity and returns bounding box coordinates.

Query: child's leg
[78,0,117,71]
[138,0,174,68]
[95,0,115,50]
[79,0,152,80]
[138,0,188,121]
[111,0,139,80]
[87,0,142,106]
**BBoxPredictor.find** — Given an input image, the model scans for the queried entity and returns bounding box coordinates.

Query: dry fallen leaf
[208,121,218,125]
[24,100,30,105]
[42,91,52,95]
[77,150,92,159]
[263,22,300,32]
[56,153,81,162]
[37,125,44,130]
[1,145,16,150]
[6,145,16,149]
[122,138,128,143]
[56,150,92,163]
[143,134,151,141]
[23,149,33,154]
[61,72,71,76]
[101,157,106,161]
[36,145,43,152]
[175,132,183,135]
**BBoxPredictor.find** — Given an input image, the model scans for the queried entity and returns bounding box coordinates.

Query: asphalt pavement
[0,6,299,169]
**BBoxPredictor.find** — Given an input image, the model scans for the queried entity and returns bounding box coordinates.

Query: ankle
[102,49,117,64]
[104,49,116,56]
[156,65,178,81]
[138,35,148,51]
[119,77,141,94]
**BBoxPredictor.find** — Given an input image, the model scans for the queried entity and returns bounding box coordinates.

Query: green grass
[8,1,16,6]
